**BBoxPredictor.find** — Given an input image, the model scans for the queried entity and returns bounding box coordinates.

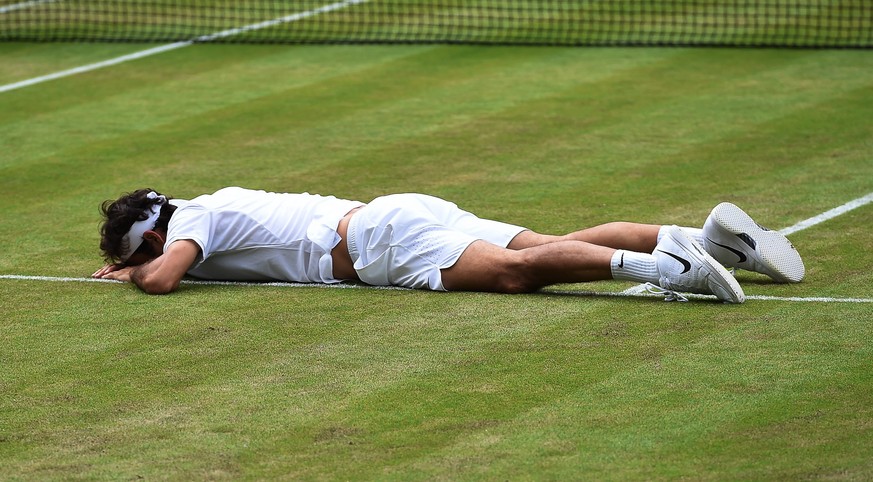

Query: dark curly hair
[99,188,176,263]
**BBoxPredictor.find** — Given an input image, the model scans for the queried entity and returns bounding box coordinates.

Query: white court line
[0,0,368,94]
[779,191,873,236]
[0,42,193,94]
[1,274,871,303]
[620,191,873,295]
[0,274,404,291]
[0,0,57,14]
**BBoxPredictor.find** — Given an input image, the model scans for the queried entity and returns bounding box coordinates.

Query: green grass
[1,43,872,480]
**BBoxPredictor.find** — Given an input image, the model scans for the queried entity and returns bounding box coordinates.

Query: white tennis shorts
[346,194,527,291]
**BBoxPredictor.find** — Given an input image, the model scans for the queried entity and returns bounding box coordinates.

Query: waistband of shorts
[346,208,363,265]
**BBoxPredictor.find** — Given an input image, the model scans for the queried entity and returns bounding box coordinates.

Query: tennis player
[93,187,804,303]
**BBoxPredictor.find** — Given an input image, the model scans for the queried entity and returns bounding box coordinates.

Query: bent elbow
[140,275,180,295]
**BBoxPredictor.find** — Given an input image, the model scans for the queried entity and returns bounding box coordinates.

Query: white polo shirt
[165,187,363,283]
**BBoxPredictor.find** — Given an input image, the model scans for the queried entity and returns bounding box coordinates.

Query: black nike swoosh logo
[658,250,691,274]
[707,239,747,263]
[618,252,625,268]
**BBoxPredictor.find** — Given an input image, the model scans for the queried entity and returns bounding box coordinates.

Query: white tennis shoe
[653,226,745,303]
[703,202,805,283]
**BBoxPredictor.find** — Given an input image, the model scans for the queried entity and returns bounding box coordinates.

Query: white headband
[120,191,167,262]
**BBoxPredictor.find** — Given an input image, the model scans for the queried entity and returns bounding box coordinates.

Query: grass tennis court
[1,41,872,479]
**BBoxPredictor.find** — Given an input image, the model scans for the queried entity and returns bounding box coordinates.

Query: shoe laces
[644,283,689,303]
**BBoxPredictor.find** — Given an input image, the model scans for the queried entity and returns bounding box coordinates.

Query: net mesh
[1,0,871,47]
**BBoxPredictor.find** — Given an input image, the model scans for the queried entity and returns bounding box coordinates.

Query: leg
[441,239,617,293]
[508,222,661,253]
[442,228,744,303]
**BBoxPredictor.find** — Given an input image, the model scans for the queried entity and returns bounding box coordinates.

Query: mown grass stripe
[0,42,191,94]
[0,0,367,93]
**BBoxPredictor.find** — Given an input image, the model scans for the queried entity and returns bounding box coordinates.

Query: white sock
[610,250,659,284]
[659,225,704,246]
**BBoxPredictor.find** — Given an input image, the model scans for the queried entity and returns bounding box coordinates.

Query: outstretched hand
[92,263,133,282]
[90,240,199,294]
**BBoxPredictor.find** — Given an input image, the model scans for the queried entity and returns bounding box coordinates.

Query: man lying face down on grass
[93,187,805,302]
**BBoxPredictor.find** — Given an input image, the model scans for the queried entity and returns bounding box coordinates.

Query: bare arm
[96,240,200,295]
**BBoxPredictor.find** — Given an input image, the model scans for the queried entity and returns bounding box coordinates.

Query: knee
[440,242,539,294]
[601,221,637,232]
[493,253,538,294]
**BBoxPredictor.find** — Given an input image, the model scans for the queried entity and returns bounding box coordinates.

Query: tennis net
[1,0,870,47]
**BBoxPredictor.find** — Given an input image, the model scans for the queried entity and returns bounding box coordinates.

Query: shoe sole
[668,227,745,304]
[706,203,805,283]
